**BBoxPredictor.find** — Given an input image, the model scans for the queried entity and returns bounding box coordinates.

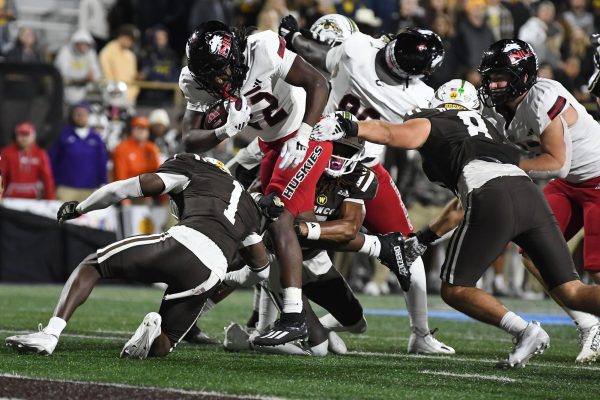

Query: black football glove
[57,201,81,223]
[251,192,285,222]
[377,233,412,291]
[279,15,299,45]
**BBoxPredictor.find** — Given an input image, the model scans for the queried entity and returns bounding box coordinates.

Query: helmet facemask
[478,68,533,107]
[325,139,365,178]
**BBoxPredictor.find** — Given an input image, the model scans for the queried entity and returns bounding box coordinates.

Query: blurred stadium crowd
[0,0,598,298]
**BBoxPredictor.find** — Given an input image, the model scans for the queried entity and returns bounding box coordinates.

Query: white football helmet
[325,136,365,178]
[429,79,481,111]
[310,14,359,47]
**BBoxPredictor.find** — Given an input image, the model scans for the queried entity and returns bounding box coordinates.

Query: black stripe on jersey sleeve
[547,96,567,120]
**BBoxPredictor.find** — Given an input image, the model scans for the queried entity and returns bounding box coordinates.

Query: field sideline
[0,284,597,399]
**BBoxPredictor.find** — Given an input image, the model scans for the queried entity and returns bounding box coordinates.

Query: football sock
[358,235,381,257]
[282,287,303,314]
[257,288,277,333]
[500,311,528,336]
[253,285,261,311]
[565,309,598,330]
[45,317,66,338]
[403,257,429,335]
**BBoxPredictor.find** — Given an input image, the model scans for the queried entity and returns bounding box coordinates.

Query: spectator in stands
[0,0,16,52]
[563,0,595,36]
[78,0,116,50]
[487,0,514,41]
[188,0,233,33]
[3,27,43,63]
[54,30,103,106]
[395,0,427,31]
[257,0,296,32]
[112,116,160,181]
[0,122,55,200]
[519,1,564,69]
[451,0,495,72]
[137,25,179,106]
[99,24,139,104]
[149,109,181,161]
[354,7,382,37]
[49,103,108,202]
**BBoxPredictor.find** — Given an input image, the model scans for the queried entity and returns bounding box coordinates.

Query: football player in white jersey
[178,21,332,346]
[479,39,600,363]
[278,18,454,354]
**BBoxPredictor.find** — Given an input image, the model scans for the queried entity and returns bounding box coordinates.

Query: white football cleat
[327,331,347,355]
[496,321,550,369]
[576,323,600,364]
[407,328,455,355]
[223,322,251,352]
[5,324,58,356]
[120,312,162,359]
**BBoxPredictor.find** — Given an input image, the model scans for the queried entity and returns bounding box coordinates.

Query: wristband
[215,125,233,140]
[347,120,359,137]
[305,222,321,240]
[294,222,303,237]
[415,226,440,246]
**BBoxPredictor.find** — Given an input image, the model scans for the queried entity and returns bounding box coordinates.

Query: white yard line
[419,370,517,383]
[0,373,286,400]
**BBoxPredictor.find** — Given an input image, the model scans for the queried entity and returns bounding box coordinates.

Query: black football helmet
[186,21,248,99]
[478,39,538,107]
[382,28,444,79]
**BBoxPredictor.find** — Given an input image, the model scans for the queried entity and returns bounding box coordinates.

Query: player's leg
[254,140,333,346]
[581,180,600,283]
[363,163,453,353]
[440,179,550,368]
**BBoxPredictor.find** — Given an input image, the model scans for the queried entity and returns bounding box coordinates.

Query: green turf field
[0,284,597,399]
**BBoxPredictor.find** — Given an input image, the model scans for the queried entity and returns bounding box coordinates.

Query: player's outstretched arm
[59,173,184,222]
[296,201,364,243]
[289,35,331,71]
[182,108,224,153]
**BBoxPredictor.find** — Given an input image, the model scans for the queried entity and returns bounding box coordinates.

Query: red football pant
[544,176,600,271]
[363,162,414,236]
[259,133,332,216]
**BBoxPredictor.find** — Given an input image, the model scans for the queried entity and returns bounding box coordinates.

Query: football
[201,98,243,130]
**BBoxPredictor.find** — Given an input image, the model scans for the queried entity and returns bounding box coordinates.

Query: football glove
[251,192,285,222]
[279,15,299,44]
[215,97,252,139]
[57,201,81,223]
[311,111,358,142]
[377,233,412,291]
[403,236,428,267]
[279,130,310,169]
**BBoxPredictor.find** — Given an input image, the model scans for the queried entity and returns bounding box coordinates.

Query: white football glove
[279,125,311,170]
[310,111,355,142]
[215,97,252,139]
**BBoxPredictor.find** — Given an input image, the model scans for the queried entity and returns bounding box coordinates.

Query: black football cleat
[377,233,412,291]
[252,313,308,346]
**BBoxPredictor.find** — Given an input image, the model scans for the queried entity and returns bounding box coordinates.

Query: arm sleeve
[155,172,189,194]
[77,176,143,213]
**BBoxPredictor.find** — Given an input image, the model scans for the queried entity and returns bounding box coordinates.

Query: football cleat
[495,321,550,369]
[252,313,308,346]
[576,323,600,364]
[377,233,411,291]
[5,324,58,356]
[407,328,455,355]
[223,322,251,352]
[120,312,162,359]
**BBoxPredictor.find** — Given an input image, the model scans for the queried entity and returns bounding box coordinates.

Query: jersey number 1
[224,181,243,225]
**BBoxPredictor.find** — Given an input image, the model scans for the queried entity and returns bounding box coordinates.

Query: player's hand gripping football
[251,192,285,222]
[219,97,252,138]
[311,111,358,142]
[279,130,310,169]
[57,201,81,223]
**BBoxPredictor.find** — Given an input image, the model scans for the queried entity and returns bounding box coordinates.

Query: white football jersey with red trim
[179,30,306,142]
[491,78,600,182]
[325,32,434,165]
